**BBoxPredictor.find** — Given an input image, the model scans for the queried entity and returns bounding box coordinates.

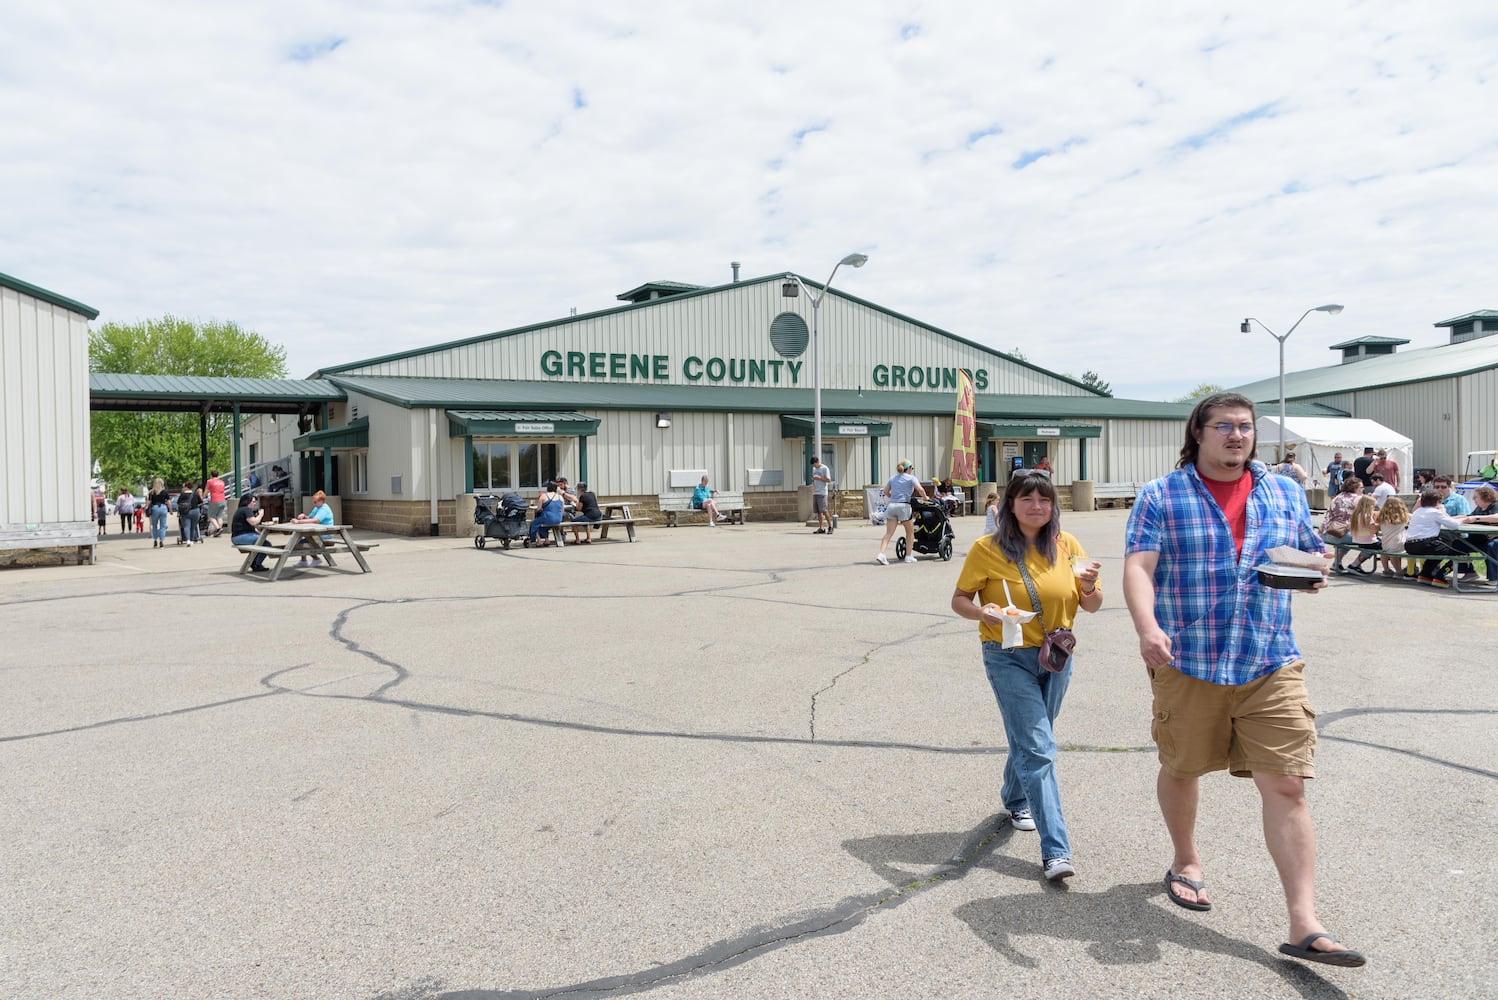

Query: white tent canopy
[1255,416,1414,487]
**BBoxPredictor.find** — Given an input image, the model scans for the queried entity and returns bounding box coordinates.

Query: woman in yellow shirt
[951,472,1103,881]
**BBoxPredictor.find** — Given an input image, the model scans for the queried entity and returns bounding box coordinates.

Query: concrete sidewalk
[2,512,1493,998]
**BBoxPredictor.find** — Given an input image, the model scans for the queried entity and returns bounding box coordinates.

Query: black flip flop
[1163,870,1212,911]
[1278,933,1366,967]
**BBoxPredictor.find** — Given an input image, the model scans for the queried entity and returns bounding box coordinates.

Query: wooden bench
[657,491,750,526]
[1327,539,1491,592]
[1092,483,1141,509]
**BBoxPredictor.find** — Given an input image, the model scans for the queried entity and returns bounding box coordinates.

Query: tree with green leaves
[1176,383,1225,402]
[1079,370,1111,396]
[89,316,288,491]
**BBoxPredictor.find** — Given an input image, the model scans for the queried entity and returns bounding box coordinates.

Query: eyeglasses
[1206,422,1255,437]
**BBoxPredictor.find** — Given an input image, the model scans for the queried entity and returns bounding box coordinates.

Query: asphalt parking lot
[2,511,1494,999]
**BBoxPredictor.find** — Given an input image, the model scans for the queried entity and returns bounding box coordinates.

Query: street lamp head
[1240,319,1251,334]
[781,278,799,298]
[840,253,869,268]
[1315,304,1344,314]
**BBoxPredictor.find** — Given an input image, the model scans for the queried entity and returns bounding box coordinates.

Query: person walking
[147,478,172,548]
[115,489,135,534]
[951,472,1102,881]
[810,457,834,534]
[875,461,926,565]
[1122,392,1365,968]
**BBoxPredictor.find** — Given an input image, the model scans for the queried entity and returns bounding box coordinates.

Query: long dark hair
[1179,392,1257,469]
[991,472,1061,565]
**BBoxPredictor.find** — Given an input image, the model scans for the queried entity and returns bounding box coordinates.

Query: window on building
[517,442,559,488]
[351,451,369,494]
[472,442,512,491]
[472,440,559,490]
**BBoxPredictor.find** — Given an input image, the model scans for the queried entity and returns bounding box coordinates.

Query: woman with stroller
[875,461,927,565]
[949,472,1102,881]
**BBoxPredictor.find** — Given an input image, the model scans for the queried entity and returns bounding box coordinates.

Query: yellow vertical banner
[949,369,978,487]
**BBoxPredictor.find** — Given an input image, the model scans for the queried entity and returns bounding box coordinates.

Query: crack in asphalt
[9,577,1498,998]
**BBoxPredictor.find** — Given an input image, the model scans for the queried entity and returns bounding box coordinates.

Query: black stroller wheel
[475,536,486,549]
[895,537,907,560]
[502,538,512,550]
[940,539,953,561]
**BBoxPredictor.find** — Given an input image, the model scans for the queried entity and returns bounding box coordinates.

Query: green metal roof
[1231,336,1498,400]
[1434,310,1498,327]
[615,280,706,302]
[447,410,600,437]
[779,414,892,438]
[978,420,1100,439]
[326,374,1208,421]
[1,271,99,319]
[1328,336,1409,350]
[314,272,1106,397]
[90,373,346,414]
[293,417,369,451]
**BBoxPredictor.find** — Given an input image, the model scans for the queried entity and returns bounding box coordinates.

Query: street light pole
[1242,304,1344,462]
[783,253,868,480]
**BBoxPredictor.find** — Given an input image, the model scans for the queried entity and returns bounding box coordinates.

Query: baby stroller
[896,496,955,561]
[474,493,529,550]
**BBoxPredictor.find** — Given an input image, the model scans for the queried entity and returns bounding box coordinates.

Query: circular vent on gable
[770,312,809,358]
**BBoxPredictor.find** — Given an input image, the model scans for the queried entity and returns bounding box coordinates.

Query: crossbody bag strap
[1015,558,1050,636]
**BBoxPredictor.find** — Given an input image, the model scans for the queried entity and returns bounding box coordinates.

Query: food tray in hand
[1253,563,1324,590]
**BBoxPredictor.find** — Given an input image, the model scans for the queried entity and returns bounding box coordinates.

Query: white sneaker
[1043,857,1075,881]
[1010,809,1037,831]
[185,541,193,547]
[902,555,917,564]
[717,513,729,521]
[875,553,889,565]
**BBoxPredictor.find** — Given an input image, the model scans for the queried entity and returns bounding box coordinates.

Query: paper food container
[1253,563,1324,590]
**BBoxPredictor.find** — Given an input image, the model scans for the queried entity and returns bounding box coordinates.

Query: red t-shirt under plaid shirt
[1200,470,1252,557]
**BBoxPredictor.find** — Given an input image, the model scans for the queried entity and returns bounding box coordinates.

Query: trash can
[1071,479,1095,512]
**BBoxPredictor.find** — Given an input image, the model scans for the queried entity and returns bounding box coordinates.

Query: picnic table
[236,522,375,581]
[529,502,646,547]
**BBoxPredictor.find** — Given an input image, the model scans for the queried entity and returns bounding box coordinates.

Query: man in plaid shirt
[1123,392,1365,968]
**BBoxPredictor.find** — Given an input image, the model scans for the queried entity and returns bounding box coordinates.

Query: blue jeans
[150,505,169,543]
[983,641,1073,862]
[232,531,265,568]
[529,515,561,541]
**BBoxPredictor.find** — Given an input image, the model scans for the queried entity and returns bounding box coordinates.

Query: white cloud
[4,0,1495,399]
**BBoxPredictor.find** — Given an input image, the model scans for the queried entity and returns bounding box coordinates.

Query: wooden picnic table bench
[657,491,749,526]
[235,522,375,581]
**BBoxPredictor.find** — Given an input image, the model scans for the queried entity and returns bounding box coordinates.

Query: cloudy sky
[5,1,1495,400]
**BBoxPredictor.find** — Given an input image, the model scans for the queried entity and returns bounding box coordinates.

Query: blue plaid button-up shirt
[1124,461,1324,686]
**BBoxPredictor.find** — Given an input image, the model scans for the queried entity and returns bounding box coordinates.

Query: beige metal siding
[1312,381,1455,475]
[1,287,92,530]
[1458,369,1498,465]
[1098,420,1187,483]
[341,282,1087,397]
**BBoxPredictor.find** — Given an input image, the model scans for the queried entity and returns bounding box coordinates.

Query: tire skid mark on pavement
[369,815,1011,1000]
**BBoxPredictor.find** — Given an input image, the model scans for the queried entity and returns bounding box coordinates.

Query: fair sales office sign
[514,423,555,434]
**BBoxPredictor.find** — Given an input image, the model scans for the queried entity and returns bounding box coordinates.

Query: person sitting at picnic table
[694,475,728,525]
[1320,476,1363,573]
[569,482,604,544]
[1405,490,1489,589]
[230,495,269,572]
[1463,485,1498,586]
[935,478,961,515]
[292,490,335,567]
[528,480,566,547]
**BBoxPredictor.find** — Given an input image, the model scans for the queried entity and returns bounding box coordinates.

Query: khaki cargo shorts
[1150,661,1316,779]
